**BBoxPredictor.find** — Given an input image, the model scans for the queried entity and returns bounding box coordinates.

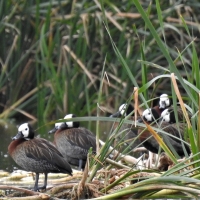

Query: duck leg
[38,172,48,190]
[33,173,40,191]
[78,159,83,171]
[33,173,48,191]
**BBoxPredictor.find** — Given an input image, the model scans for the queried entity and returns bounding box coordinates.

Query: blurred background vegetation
[0,0,199,125]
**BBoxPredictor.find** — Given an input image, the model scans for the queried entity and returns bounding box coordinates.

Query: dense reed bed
[1,0,200,199]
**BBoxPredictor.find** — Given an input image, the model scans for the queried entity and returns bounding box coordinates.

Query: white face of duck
[18,123,30,138]
[63,114,75,128]
[161,109,170,122]
[55,119,64,129]
[54,114,75,129]
[159,94,170,109]
[119,103,127,116]
[142,109,153,122]
[53,114,79,131]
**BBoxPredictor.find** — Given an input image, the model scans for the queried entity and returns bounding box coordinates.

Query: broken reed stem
[77,159,89,198]
[0,185,49,200]
[171,73,191,127]
[0,185,40,195]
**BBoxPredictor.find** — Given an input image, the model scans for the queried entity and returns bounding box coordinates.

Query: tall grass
[1,0,200,198]
[0,0,199,121]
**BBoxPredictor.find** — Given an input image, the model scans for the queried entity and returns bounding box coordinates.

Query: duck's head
[48,114,80,134]
[159,94,170,109]
[110,103,133,118]
[12,123,34,140]
[161,108,176,123]
[138,108,160,123]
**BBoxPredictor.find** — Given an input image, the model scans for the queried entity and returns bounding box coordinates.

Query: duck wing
[159,123,191,156]
[25,138,72,174]
[62,128,96,152]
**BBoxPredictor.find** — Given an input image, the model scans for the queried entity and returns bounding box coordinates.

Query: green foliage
[0,0,199,121]
[1,0,200,198]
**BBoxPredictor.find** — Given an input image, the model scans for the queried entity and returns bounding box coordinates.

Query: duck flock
[7,93,192,191]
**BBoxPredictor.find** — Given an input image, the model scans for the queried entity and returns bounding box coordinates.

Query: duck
[8,123,72,191]
[161,106,192,124]
[138,108,191,157]
[109,103,145,156]
[110,103,134,118]
[109,94,170,149]
[157,94,192,122]
[48,114,96,171]
[158,94,171,111]
[110,94,170,122]
[146,93,171,118]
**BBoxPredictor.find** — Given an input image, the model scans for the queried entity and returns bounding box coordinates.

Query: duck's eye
[25,128,28,130]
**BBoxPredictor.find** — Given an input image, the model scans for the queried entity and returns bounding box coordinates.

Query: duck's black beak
[159,101,166,109]
[48,127,57,134]
[12,132,23,140]
[109,111,121,118]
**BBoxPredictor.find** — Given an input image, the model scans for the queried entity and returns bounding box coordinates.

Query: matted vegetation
[1,0,200,199]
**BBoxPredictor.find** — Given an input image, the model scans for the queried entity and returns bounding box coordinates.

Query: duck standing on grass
[8,123,72,191]
[48,114,96,171]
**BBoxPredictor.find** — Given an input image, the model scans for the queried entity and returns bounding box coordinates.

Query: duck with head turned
[136,94,171,123]
[158,94,171,110]
[157,93,192,122]
[138,108,191,157]
[110,94,170,120]
[110,103,134,118]
[109,103,144,155]
[48,114,96,171]
[8,123,72,191]
[146,93,171,119]
[161,106,192,124]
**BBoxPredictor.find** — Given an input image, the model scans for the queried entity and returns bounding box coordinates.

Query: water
[0,120,18,172]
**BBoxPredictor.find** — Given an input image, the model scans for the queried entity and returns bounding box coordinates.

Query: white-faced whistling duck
[109,103,144,154]
[148,93,171,118]
[156,93,192,121]
[110,103,134,118]
[161,106,192,124]
[8,123,72,191]
[48,114,96,171]
[138,108,191,157]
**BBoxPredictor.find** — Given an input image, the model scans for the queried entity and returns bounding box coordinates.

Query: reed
[1,0,200,198]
